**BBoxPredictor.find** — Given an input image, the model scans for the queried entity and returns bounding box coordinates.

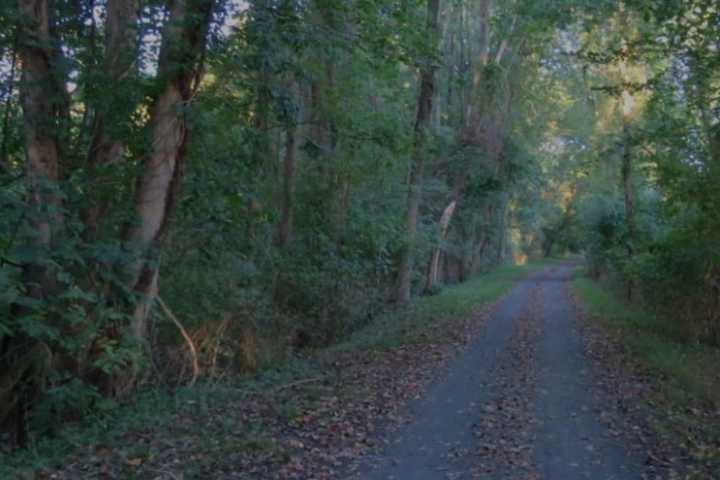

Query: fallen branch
[157,295,200,387]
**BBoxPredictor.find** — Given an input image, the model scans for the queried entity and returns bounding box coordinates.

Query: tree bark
[83,0,139,240]
[463,0,490,127]
[394,0,441,304]
[621,119,635,298]
[496,194,509,264]
[276,121,296,248]
[470,233,489,273]
[249,0,275,185]
[1,39,18,170]
[424,199,456,293]
[12,0,67,446]
[308,1,339,203]
[17,0,65,291]
[618,9,635,300]
[124,0,215,340]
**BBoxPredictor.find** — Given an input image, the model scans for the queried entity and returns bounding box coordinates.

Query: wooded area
[0,0,718,455]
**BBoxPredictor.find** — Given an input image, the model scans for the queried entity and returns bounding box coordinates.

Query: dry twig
[157,295,200,387]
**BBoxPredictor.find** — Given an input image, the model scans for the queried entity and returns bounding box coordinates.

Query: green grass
[340,260,552,351]
[571,270,720,470]
[571,271,720,409]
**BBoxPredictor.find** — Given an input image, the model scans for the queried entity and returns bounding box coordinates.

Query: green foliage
[7,0,718,463]
[548,0,720,347]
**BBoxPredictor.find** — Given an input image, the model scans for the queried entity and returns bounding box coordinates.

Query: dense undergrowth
[0,261,548,476]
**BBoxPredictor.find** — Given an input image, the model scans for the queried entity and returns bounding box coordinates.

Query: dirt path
[354,263,644,479]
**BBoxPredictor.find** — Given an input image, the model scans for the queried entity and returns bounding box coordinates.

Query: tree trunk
[12,0,67,447]
[463,0,490,127]
[543,234,555,258]
[83,0,139,240]
[618,12,635,300]
[424,199,456,293]
[308,15,339,216]
[1,39,17,170]
[621,120,635,299]
[458,251,467,283]
[124,0,215,342]
[249,0,275,183]
[496,195,508,264]
[394,0,441,304]
[470,233,489,273]
[17,0,65,292]
[276,121,296,248]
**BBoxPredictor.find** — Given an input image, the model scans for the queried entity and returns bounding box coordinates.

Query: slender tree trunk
[494,15,516,64]
[618,10,635,300]
[690,53,720,168]
[699,102,720,166]
[124,0,215,342]
[496,195,508,264]
[47,16,72,175]
[543,234,555,258]
[458,248,468,282]
[466,221,489,275]
[441,248,450,283]
[445,31,454,125]
[308,25,339,216]
[1,40,17,170]
[17,0,65,292]
[463,0,490,127]
[83,0,139,240]
[621,120,635,299]
[13,0,67,447]
[276,121,296,248]
[424,199,456,293]
[250,1,275,182]
[323,61,350,243]
[394,0,441,304]
[470,233,489,272]
[272,77,300,307]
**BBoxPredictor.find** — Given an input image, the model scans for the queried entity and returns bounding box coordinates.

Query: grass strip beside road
[339,260,550,351]
[571,271,720,472]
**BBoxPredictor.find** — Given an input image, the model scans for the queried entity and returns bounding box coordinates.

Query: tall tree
[16,0,66,299]
[394,0,441,303]
[124,0,216,341]
[83,0,139,241]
